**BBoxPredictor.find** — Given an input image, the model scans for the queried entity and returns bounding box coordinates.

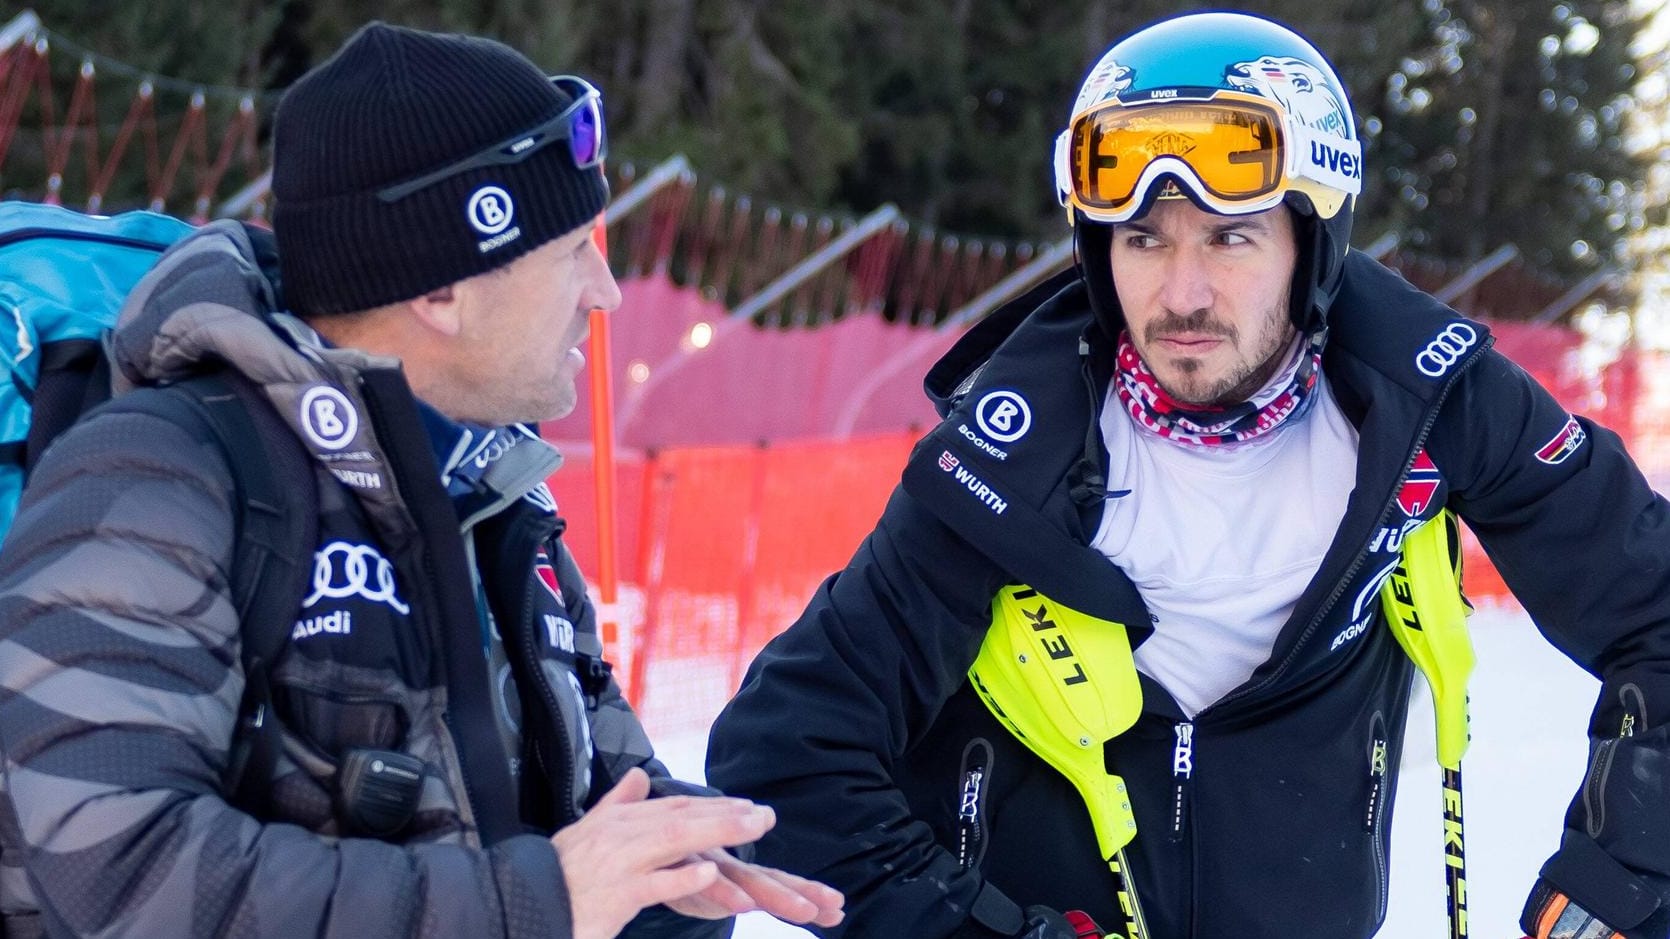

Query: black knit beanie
[271,22,608,316]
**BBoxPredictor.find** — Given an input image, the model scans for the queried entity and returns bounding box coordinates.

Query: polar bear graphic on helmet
[1073,52,1135,114]
[1227,56,1351,138]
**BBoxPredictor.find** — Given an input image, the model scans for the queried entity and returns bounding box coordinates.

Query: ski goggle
[377,75,606,203]
[1056,90,1360,223]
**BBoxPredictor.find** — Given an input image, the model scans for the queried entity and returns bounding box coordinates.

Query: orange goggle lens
[1069,97,1286,215]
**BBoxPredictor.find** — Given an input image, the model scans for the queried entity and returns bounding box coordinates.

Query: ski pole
[1108,847,1150,939]
[1440,762,1468,939]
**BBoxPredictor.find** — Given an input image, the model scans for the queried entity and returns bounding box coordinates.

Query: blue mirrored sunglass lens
[569,105,600,164]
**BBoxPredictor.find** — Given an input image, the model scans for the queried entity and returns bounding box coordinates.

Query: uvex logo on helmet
[1310,141,1361,181]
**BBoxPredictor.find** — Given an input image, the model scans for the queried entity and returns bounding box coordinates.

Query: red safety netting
[0,33,264,220]
[559,277,951,448]
[547,434,913,734]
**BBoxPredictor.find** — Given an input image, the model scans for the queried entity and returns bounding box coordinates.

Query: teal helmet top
[1055,11,1362,334]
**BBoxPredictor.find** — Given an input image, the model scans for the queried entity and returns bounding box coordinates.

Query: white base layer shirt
[1092,374,1360,718]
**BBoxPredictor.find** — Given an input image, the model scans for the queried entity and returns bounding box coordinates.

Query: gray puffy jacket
[0,223,720,939]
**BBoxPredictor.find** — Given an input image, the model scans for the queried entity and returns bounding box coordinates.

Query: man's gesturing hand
[664,847,845,927]
[551,767,776,939]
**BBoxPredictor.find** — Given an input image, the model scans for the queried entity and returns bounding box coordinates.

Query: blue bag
[0,201,195,537]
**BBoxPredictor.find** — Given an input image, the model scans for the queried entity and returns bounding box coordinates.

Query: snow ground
[651,607,1599,938]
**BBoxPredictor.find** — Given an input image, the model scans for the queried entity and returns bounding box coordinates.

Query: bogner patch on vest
[974,390,1032,444]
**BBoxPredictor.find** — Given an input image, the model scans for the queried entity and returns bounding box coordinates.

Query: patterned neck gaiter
[1113,328,1325,447]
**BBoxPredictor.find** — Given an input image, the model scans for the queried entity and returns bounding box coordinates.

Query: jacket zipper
[0,226,177,251]
[1170,722,1194,844]
[1587,683,1648,838]
[1586,740,1619,839]
[1621,682,1646,736]
[955,738,994,871]
[1069,340,1112,507]
[415,503,488,836]
[522,534,576,825]
[1365,711,1391,920]
[1197,340,1493,722]
[1170,341,1487,938]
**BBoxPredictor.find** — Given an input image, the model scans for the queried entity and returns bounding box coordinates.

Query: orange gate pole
[587,222,625,678]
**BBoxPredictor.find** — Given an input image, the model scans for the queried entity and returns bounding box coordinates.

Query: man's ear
[407,283,464,337]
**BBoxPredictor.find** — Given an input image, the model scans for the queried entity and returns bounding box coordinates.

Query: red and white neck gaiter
[1113,329,1324,447]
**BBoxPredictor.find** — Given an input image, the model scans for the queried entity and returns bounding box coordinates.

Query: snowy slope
[651,607,1600,938]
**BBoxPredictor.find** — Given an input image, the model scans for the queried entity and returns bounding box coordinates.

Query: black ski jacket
[707,251,1670,939]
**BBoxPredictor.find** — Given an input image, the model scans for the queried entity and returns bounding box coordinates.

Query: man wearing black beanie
[0,22,841,939]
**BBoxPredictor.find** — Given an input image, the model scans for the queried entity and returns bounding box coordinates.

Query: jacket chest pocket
[271,594,424,764]
[275,679,412,761]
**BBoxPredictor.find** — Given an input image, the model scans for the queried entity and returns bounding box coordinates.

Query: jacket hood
[111,221,397,395]
[1323,248,1492,404]
[111,222,471,536]
[924,249,1489,420]
[924,269,1087,418]
[111,222,564,539]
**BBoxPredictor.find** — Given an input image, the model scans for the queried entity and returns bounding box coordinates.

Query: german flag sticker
[1535,415,1587,466]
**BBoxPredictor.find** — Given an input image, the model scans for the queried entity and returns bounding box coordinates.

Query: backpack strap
[196,374,318,813]
[101,371,318,814]
[21,339,111,471]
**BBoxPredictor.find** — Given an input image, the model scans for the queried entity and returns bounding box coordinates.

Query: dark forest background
[7,0,1665,281]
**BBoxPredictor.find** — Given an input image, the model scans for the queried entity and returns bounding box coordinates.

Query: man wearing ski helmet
[710,10,1670,939]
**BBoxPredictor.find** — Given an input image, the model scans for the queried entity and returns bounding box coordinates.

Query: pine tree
[6,0,1657,298]
[1368,0,1646,274]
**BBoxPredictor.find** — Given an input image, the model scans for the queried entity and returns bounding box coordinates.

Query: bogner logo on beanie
[271,22,607,316]
[467,185,521,252]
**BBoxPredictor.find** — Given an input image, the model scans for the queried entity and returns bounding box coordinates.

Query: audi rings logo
[975,390,1032,444]
[303,541,410,614]
[300,386,359,451]
[1415,323,1478,378]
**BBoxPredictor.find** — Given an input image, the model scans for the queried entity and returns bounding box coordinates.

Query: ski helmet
[1054,11,1362,335]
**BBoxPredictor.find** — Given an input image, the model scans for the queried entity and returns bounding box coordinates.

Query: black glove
[1016,906,1104,939]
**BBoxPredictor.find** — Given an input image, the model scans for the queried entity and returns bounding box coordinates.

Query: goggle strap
[1289,123,1362,197]
[1054,130,1073,208]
